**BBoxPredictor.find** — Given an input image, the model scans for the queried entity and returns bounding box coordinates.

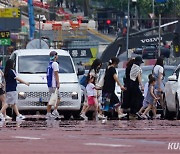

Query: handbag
[96,73,105,88]
[48,88,58,106]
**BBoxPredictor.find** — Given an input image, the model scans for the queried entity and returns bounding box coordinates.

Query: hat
[135,56,144,64]
[49,51,57,60]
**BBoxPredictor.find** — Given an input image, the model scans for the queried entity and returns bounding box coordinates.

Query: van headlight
[72,92,78,99]
[18,92,27,99]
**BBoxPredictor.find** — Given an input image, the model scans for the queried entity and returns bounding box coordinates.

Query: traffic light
[173,33,180,57]
[106,19,111,25]
[173,21,180,57]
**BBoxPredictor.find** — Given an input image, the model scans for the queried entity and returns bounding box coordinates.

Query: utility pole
[158,14,161,57]
[126,0,130,60]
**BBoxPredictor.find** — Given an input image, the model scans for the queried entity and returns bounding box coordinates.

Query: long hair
[155,57,164,67]
[153,57,165,76]
[4,59,14,79]
[89,58,102,74]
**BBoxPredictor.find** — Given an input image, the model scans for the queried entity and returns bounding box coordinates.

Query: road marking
[12,136,42,140]
[84,143,133,147]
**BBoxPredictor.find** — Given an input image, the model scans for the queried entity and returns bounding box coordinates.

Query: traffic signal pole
[126,0,130,60]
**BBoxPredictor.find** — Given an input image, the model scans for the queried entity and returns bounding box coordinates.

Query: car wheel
[163,96,174,120]
[63,113,71,120]
[72,111,81,119]
[176,97,180,120]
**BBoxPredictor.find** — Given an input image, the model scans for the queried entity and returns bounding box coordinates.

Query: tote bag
[48,88,58,106]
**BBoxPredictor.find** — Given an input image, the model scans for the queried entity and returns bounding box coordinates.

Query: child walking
[0,59,29,121]
[80,75,99,121]
[136,74,153,118]
[141,76,159,119]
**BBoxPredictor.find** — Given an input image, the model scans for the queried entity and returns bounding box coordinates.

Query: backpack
[80,74,88,87]
[47,61,53,87]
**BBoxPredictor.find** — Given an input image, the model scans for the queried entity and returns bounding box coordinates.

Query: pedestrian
[129,56,144,115]
[0,59,29,121]
[152,57,165,108]
[80,75,99,121]
[121,58,135,112]
[136,74,154,118]
[102,57,127,119]
[80,59,106,119]
[141,76,159,119]
[0,59,12,120]
[46,51,61,119]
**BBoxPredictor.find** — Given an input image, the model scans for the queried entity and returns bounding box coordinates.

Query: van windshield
[18,55,75,74]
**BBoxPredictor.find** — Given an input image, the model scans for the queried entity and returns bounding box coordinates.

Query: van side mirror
[168,74,177,81]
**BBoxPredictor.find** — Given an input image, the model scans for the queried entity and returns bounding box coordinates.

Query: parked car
[163,64,180,119]
[142,45,158,59]
[142,45,170,59]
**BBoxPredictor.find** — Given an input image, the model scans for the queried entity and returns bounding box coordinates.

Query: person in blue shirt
[46,51,60,119]
[0,59,29,121]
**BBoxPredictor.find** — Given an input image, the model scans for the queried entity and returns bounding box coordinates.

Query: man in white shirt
[46,51,60,119]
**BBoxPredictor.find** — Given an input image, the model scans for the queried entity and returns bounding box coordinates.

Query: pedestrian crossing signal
[106,19,111,25]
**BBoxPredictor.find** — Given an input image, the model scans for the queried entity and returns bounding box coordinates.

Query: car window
[18,55,74,73]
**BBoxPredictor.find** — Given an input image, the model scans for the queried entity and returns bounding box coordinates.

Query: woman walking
[102,57,127,119]
[129,56,144,115]
[0,59,29,121]
[152,57,165,108]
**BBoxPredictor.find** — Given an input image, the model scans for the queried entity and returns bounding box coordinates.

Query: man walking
[46,51,60,119]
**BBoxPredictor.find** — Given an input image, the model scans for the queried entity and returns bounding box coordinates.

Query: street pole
[152,0,155,35]
[39,15,41,49]
[158,13,161,57]
[126,0,130,60]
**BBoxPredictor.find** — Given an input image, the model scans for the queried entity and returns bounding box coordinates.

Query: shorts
[48,87,60,99]
[87,96,96,105]
[6,91,18,105]
[0,88,5,95]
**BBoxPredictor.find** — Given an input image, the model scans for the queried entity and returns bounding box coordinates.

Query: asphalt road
[0,116,180,154]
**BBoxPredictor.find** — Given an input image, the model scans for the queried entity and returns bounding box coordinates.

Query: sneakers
[16,114,26,121]
[0,113,5,121]
[153,114,161,119]
[136,112,142,119]
[141,114,148,119]
[98,114,107,119]
[95,114,99,121]
[80,113,88,121]
[118,113,127,119]
[5,115,12,120]
[52,110,60,119]
[45,113,55,119]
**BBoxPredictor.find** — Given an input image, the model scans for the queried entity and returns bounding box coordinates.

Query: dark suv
[142,45,170,59]
[142,45,158,59]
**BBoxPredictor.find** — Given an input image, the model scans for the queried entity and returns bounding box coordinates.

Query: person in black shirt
[102,57,127,119]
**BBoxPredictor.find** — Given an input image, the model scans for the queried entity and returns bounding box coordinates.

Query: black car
[142,45,170,59]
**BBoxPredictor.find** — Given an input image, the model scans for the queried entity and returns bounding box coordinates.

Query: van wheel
[176,98,180,120]
[72,111,80,120]
[63,113,71,120]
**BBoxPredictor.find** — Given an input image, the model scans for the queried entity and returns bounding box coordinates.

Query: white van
[10,49,82,119]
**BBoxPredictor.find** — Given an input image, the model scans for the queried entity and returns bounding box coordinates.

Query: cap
[49,51,57,60]
[135,56,144,64]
